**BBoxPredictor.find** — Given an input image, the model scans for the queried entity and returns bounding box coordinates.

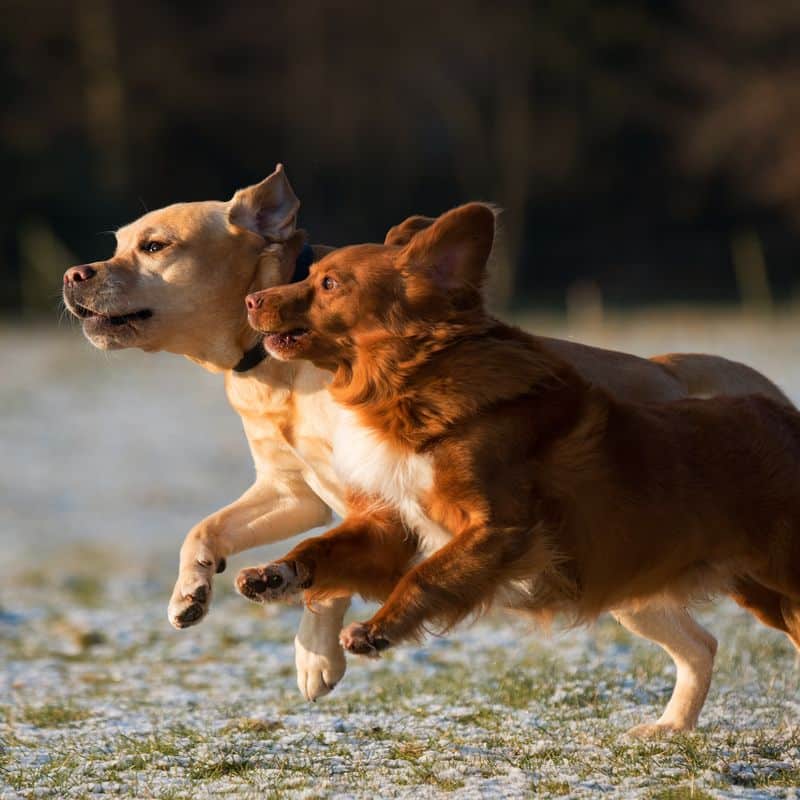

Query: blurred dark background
[2,0,799,314]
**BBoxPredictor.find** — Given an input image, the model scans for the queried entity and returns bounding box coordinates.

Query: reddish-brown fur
[285,494,419,604]
[243,203,800,658]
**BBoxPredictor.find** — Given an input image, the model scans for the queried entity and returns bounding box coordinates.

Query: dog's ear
[229,163,300,241]
[250,230,308,292]
[384,215,436,246]
[399,203,495,301]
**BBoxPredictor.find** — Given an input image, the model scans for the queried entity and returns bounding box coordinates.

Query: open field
[2,311,800,799]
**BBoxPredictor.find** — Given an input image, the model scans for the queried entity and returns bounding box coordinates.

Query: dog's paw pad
[174,602,205,626]
[236,562,311,603]
[168,579,213,630]
[339,622,391,658]
[190,584,208,604]
[236,568,268,599]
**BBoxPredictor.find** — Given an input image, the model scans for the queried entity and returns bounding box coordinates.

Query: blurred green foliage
[1,0,799,313]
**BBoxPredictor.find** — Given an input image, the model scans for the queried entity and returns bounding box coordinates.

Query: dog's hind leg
[779,597,800,651]
[729,576,800,650]
[612,606,717,737]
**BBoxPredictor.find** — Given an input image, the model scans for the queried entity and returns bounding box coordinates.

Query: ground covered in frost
[2,312,800,799]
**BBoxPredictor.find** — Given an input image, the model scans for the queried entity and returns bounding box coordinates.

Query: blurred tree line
[1,0,798,314]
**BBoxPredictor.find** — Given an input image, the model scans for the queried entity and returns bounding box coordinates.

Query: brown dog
[241,203,800,734]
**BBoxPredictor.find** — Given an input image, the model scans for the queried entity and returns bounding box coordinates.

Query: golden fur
[62,166,351,700]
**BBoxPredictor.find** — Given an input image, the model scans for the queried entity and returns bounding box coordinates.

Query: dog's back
[538,383,800,617]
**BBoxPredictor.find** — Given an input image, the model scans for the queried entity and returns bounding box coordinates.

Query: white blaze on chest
[332,408,453,554]
[231,362,349,518]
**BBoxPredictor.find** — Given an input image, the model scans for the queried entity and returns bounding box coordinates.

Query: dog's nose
[64,265,97,285]
[245,293,263,311]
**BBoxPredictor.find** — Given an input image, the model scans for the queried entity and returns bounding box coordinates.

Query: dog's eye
[140,241,167,254]
[321,276,338,291]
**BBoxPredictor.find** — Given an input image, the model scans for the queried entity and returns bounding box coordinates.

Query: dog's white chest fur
[332,408,452,554]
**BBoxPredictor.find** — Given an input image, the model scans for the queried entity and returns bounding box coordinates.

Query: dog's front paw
[295,636,347,701]
[235,561,312,603]
[339,622,392,658]
[168,557,226,629]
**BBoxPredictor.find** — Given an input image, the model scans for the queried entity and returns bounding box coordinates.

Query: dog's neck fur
[187,241,323,375]
[330,316,589,450]
[182,308,265,374]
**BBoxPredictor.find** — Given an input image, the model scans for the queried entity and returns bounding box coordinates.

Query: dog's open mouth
[72,303,153,327]
[263,328,311,356]
[265,329,310,348]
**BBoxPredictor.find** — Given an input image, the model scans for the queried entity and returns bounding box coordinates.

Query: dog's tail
[651,352,792,406]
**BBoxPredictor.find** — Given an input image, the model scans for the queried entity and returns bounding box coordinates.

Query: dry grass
[1,313,799,798]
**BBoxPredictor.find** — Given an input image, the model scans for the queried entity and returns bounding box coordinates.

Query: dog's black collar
[232,339,268,373]
[232,243,316,374]
[293,243,315,282]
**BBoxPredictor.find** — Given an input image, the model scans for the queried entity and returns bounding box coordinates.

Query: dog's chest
[332,409,452,553]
